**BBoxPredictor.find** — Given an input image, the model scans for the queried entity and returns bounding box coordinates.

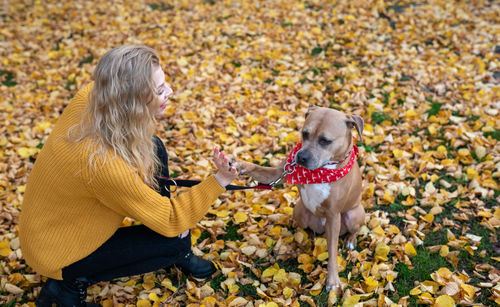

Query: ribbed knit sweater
[19,83,225,280]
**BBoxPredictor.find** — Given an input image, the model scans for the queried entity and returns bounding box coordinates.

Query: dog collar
[284,142,359,185]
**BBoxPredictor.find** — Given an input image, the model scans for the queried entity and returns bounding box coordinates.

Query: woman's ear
[346,115,364,143]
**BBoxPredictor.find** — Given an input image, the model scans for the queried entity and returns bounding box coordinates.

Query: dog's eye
[318,138,332,146]
[302,131,309,140]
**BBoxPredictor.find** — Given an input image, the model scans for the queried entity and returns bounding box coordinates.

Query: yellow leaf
[262,267,278,278]
[375,242,390,261]
[195,129,205,140]
[142,279,155,290]
[101,299,114,307]
[383,192,395,203]
[284,131,300,143]
[343,295,360,307]
[283,287,294,299]
[337,255,346,272]
[137,300,151,307]
[161,278,177,292]
[203,297,217,305]
[328,290,338,307]
[0,240,12,257]
[148,293,160,302]
[434,295,455,307]
[298,254,313,264]
[34,121,52,131]
[460,283,475,299]
[299,263,314,273]
[227,283,239,294]
[388,225,400,234]
[420,213,434,223]
[406,109,417,119]
[437,267,453,279]
[216,209,228,218]
[373,226,385,236]
[364,276,378,292]
[269,226,282,238]
[309,282,323,296]
[17,147,37,159]
[437,145,447,155]
[404,243,417,257]
[440,245,449,257]
[315,237,327,250]
[393,149,403,158]
[191,228,201,245]
[273,269,288,283]
[283,206,293,215]
[233,211,248,224]
[410,287,421,295]
[428,124,437,135]
[466,168,478,180]
[317,252,329,261]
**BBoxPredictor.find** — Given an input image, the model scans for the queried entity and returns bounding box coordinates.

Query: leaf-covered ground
[1,0,499,306]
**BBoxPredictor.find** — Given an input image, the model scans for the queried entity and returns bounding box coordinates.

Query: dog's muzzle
[296,149,317,169]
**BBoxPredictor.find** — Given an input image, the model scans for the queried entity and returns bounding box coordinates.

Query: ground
[0,0,499,306]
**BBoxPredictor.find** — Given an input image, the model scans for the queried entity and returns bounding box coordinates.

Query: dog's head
[296,106,363,170]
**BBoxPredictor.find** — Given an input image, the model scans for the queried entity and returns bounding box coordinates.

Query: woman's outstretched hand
[213,146,238,188]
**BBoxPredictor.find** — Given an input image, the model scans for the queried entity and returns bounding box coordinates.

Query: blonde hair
[72,45,161,188]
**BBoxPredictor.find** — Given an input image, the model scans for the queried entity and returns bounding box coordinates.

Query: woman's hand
[213,146,238,188]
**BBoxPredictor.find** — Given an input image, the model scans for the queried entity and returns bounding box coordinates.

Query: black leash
[157,176,272,190]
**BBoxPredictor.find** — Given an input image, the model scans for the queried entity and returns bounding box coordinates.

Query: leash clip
[268,160,296,187]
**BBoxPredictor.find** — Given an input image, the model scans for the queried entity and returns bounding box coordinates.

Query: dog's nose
[296,151,310,166]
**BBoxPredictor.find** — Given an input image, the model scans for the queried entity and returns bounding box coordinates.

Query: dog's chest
[299,184,331,215]
[298,164,337,215]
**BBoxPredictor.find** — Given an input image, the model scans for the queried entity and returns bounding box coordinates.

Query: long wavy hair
[71,45,161,188]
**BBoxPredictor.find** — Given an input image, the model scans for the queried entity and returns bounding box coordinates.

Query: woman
[19,45,238,306]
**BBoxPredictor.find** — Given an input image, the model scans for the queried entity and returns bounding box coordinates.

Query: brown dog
[234,106,365,293]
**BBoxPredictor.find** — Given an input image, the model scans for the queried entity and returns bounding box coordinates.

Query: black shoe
[175,252,216,279]
[36,278,99,307]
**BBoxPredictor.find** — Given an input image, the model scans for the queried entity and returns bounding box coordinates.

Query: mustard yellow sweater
[19,84,225,280]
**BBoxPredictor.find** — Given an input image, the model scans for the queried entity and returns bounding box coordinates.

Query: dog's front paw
[345,234,358,251]
[227,156,251,175]
[326,282,343,295]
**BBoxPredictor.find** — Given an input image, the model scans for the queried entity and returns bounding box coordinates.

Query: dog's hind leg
[341,203,365,250]
[293,199,325,234]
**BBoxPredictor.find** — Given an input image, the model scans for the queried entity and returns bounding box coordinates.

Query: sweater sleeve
[89,156,225,237]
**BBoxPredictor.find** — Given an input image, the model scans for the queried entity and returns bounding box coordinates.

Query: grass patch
[423,228,448,246]
[0,70,17,87]
[210,274,226,291]
[371,111,394,125]
[196,230,211,245]
[78,55,93,67]
[218,220,243,241]
[276,257,302,274]
[483,129,500,141]
[238,283,259,299]
[393,246,451,302]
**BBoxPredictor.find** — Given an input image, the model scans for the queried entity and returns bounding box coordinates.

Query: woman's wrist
[214,172,229,188]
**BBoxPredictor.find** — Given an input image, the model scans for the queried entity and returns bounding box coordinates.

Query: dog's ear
[305,105,318,119]
[346,115,364,143]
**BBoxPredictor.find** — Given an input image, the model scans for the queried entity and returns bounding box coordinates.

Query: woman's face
[151,66,173,116]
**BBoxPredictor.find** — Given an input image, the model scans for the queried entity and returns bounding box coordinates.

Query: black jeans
[62,136,189,283]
